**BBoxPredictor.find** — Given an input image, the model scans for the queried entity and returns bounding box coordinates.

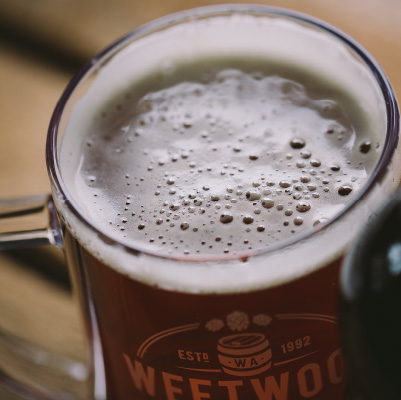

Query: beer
[62,237,343,400]
[51,7,399,399]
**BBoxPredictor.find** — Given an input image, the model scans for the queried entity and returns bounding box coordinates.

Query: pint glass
[1,5,400,400]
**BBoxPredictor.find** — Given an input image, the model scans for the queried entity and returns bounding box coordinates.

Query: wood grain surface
[0,0,400,398]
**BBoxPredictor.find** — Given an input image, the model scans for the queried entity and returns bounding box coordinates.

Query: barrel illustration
[217,333,272,376]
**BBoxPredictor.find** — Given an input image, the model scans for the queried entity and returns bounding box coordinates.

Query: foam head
[52,8,398,292]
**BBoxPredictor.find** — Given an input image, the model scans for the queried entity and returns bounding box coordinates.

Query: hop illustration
[226,311,249,332]
[253,314,273,326]
[205,318,224,332]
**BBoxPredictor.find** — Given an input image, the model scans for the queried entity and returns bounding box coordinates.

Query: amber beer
[64,231,343,400]
[48,5,400,400]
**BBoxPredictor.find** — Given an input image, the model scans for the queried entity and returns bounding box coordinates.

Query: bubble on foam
[180,222,190,230]
[310,159,321,167]
[261,198,274,209]
[243,215,254,224]
[338,184,353,196]
[246,190,261,201]
[220,212,234,224]
[300,150,312,159]
[296,201,311,213]
[279,180,291,188]
[290,138,306,149]
[359,140,372,154]
[294,217,304,226]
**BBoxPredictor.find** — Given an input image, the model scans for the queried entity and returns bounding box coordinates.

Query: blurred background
[0,0,400,398]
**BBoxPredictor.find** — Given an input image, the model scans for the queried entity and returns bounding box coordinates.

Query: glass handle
[0,194,62,250]
[0,195,91,399]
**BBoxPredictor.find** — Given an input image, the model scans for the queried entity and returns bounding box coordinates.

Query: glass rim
[46,3,400,263]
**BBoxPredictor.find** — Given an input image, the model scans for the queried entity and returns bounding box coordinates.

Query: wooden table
[0,0,400,398]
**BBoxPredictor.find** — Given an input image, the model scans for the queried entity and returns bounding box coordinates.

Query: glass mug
[1,5,400,400]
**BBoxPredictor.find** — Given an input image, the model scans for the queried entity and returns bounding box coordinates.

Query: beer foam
[56,11,397,292]
[70,66,379,256]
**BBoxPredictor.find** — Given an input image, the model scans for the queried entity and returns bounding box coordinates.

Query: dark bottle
[340,191,401,399]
